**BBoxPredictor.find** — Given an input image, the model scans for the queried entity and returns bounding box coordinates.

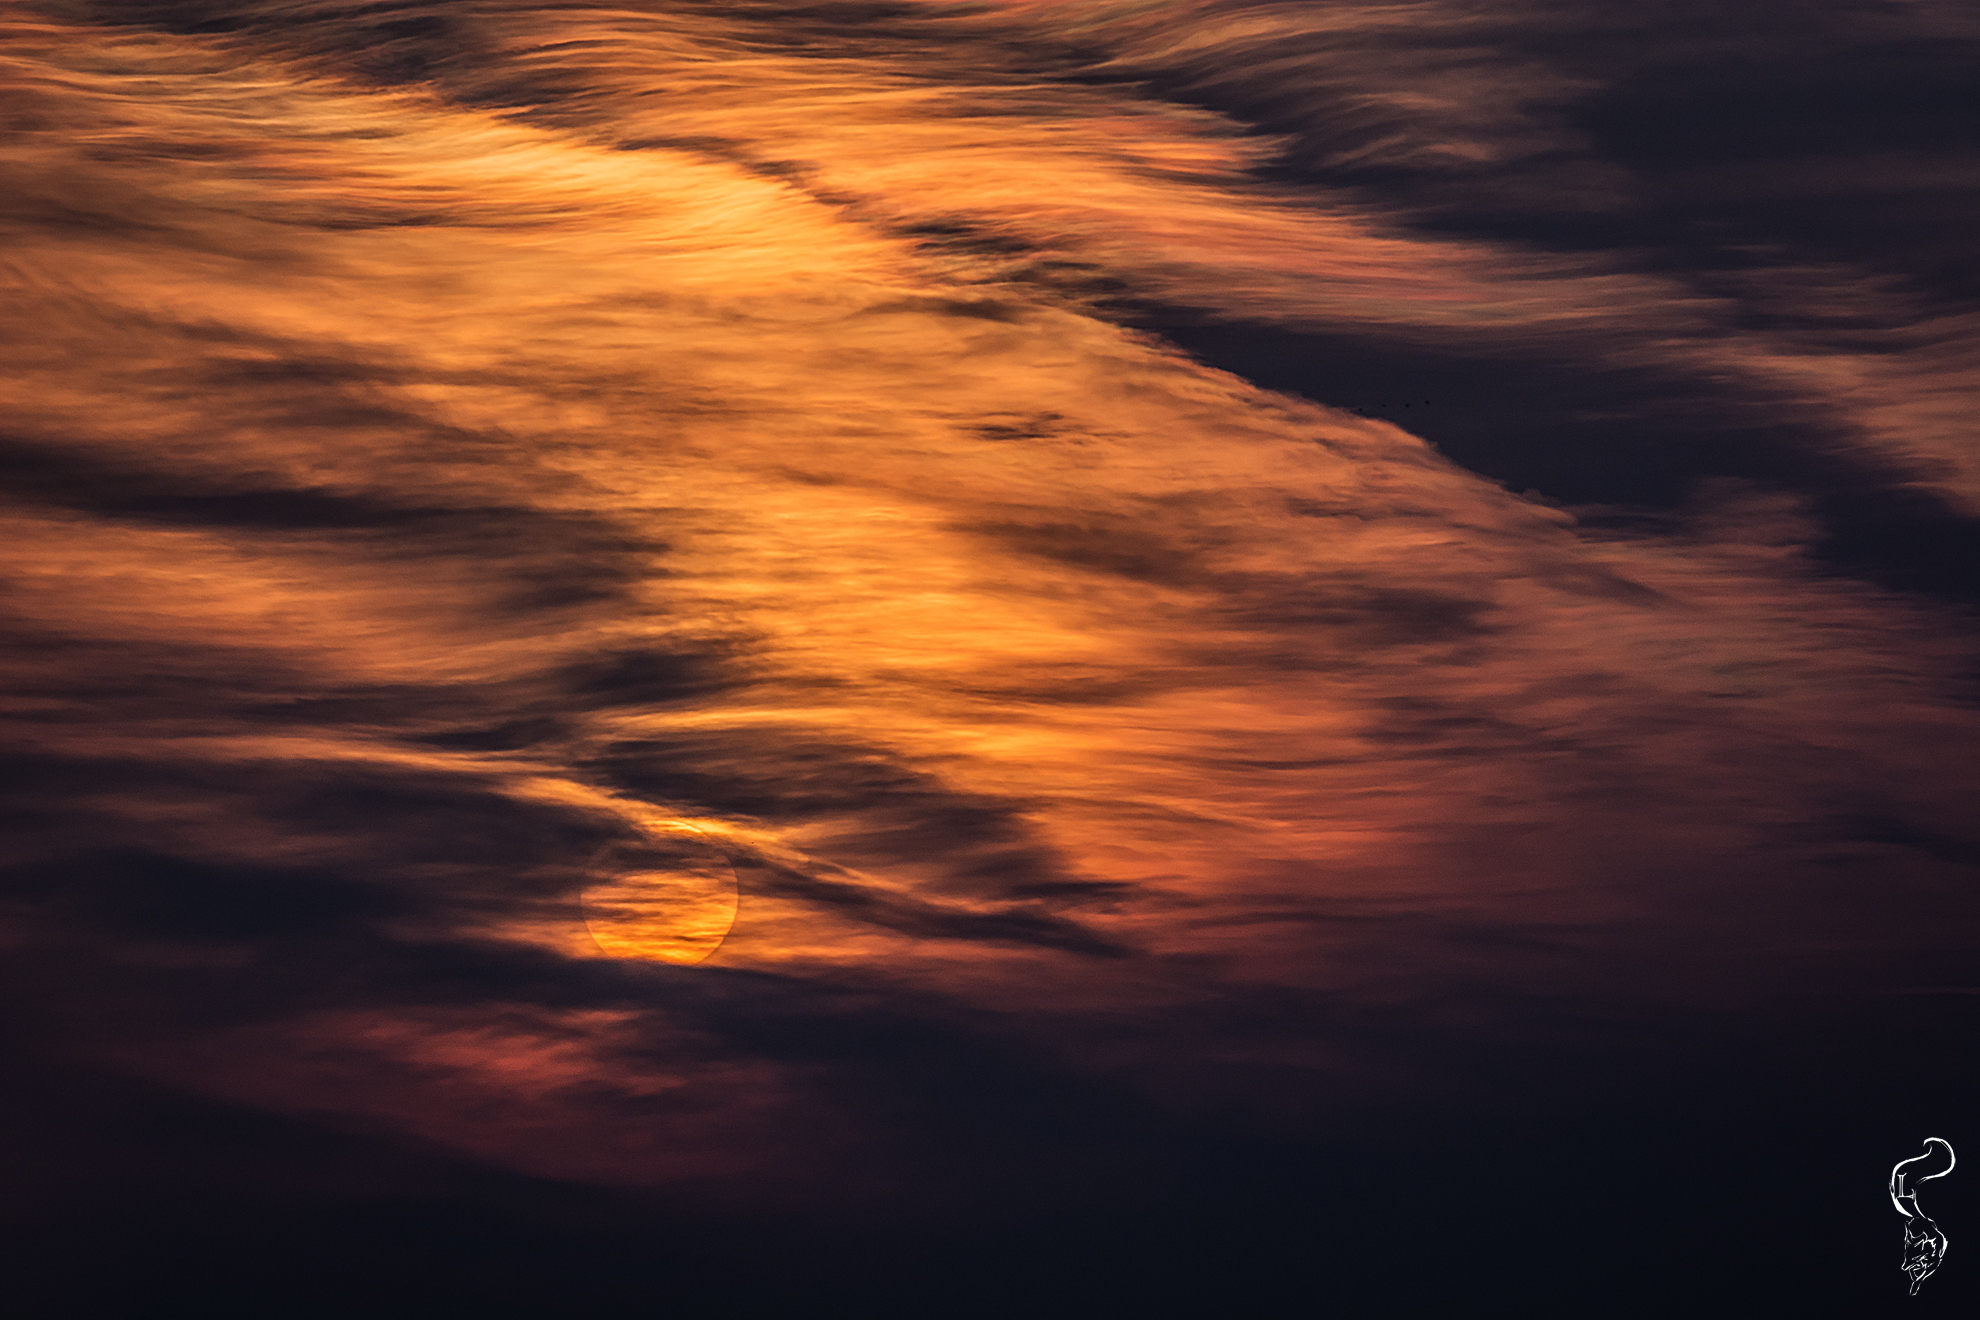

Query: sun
[582,826,740,965]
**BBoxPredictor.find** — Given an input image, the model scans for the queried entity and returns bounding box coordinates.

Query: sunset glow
[4,1,1976,1312]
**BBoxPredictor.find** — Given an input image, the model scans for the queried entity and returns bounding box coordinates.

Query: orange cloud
[2,1,1974,1213]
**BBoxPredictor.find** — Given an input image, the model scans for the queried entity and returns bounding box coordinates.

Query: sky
[2,1,1976,1314]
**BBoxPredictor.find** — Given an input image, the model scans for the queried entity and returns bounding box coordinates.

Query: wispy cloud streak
[1,0,1975,1223]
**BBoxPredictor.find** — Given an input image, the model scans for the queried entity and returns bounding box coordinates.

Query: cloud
[2,2,1976,1260]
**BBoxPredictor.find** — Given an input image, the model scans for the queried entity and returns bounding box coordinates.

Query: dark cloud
[1027,0,1980,600]
[2,1,1977,1314]
[0,848,403,942]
